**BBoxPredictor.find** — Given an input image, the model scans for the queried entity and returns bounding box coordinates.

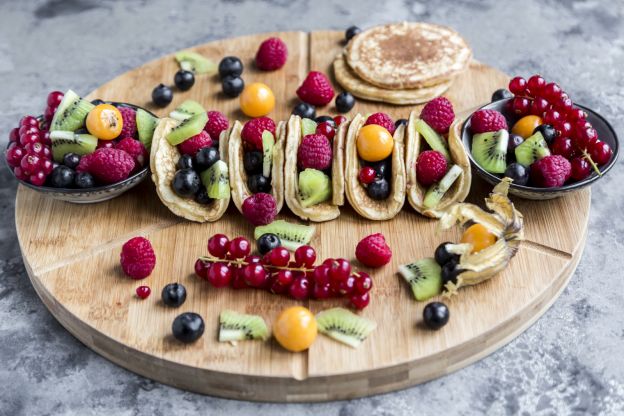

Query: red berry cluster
[508,75,612,180]
[5,91,63,185]
[194,234,373,309]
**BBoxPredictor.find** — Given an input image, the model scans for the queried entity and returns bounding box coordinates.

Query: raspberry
[204,110,229,141]
[177,130,212,156]
[120,237,156,279]
[118,107,137,139]
[241,117,276,151]
[355,233,392,268]
[242,193,277,226]
[530,155,571,188]
[470,109,508,134]
[255,37,288,71]
[296,71,335,106]
[416,150,448,186]
[364,112,395,135]
[88,148,135,184]
[115,138,148,167]
[421,97,455,134]
[76,153,94,173]
[297,134,332,170]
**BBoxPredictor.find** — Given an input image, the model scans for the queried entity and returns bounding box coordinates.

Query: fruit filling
[356,113,395,200]
[241,117,276,195]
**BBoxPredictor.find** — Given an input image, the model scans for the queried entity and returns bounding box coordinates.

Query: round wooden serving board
[16,31,590,402]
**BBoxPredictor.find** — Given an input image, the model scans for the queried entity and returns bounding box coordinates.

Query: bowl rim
[461,99,619,193]
[5,101,153,194]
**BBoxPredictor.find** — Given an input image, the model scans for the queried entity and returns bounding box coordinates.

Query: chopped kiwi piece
[218,310,269,342]
[423,164,463,209]
[415,119,451,161]
[200,160,229,199]
[166,112,208,146]
[515,132,551,166]
[175,50,217,74]
[261,131,275,178]
[316,308,376,348]
[136,108,158,150]
[472,129,509,174]
[298,168,332,208]
[169,100,205,121]
[49,131,98,162]
[254,220,315,251]
[50,90,95,132]
[301,118,317,136]
[398,258,442,301]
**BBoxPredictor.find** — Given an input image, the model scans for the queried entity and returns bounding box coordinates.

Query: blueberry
[504,163,529,186]
[74,172,95,189]
[335,92,355,113]
[172,312,205,343]
[345,26,362,42]
[162,283,187,308]
[367,178,390,200]
[508,134,524,154]
[90,99,105,106]
[218,56,243,79]
[174,70,195,91]
[172,169,200,197]
[441,261,462,285]
[315,115,335,127]
[248,174,271,193]
[365,158,390,179]
[152,83,173,108]
[194,188,213,205]
[63,152,81,169]
[177,154,194,170]
[195,147,220,171]
[49,165,75,188]
[222,75,245,98]
[491,88,514,102]
[292,102,316,119]
[243,151,263,175]
[395,118,408,128]
[423,302,450,330]
[533,124,557,145]
[434,242,459,266]
[257,233,281,255]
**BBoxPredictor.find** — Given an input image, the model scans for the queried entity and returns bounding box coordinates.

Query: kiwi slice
[423,164,463,209]
[200,160,230,199]
[298,168,332,208]
[169,100,205,122]
[254,220,315,251]
[218,310,269,342]
[262,131,275,178]
[515,132,551,166]
[471,129,509,174]
[166,112,208,146]
[136,108,158,150]
[414,119,451,161]
[316,308,376,348]
[50,90,95,132]
[175,50,217,74]
[49,131,98,162]
[398,258,442,301]
[301,118,317,136]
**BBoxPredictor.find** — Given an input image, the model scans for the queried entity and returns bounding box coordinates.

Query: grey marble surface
[1,0,623,415]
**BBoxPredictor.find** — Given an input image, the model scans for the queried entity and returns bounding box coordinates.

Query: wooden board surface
[15,31,590,402]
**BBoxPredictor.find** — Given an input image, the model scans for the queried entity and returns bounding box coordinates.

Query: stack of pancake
[333,21,472,105]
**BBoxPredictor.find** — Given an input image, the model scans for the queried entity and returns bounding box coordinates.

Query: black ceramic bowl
[5,102,153,204]
[461,98,619,199]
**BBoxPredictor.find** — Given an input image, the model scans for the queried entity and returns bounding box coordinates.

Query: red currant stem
[581,149,602,176]
[198,256,314,273]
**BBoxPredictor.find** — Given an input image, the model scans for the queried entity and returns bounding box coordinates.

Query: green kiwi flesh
[415,119,451,161]
[423,164,463,209]
[218,310,269,342]
[515,132,551,166]
[301,118,317,136]
[49,131,98,162]
[175,51,217,74]
[316,307,376,348]
[261,131,274,178]
[50,90,95,132]
[136,109,158,150]
[398,258,442,301]
[200,160,229,199]
[169,100,205,121]
[166,112,208,146]
[254,220,315,251]
[298,168,332,208]
[471,129,509,174]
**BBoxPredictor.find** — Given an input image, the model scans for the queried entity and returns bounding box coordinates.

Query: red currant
[5,146,25,167]
[574,127,598,150]
[508,76,527,95]
[551,136,574,159]
[589,141,612,165]
[542,82,562,103]
[20,133,40,147]
[322,258,335,267]
[336,275,356,295]
[316,122,335,140]
[529,97,549,116]
[9,128,19,143]
[333,115,347,126]
[231,269,248,289]
[554,95,573,113]
[40,131,51,146]
[276,270,294,286]
[527,75,546,95]
[543,109,561,125]
[13,167,28,181]
[24,142,45,157]
[554,120,572,138]
[136,286,151,299]
[41,159,54,175]
[29,171,47,186]
[194,259,209,279]
[570,157,591,181]
[229,237,251,259]
[242,264,267,287]
[269,278,288,295]
[208,234,230,258]
[511,97,530,115]
[289,276,310,300]
[44,106,57,123]
[312,264,331,286]
[350,292,370,309]
[19,125,39,138]
[20,116,39,129]
[208,262,233,288]
[20,153,42,175]
[328,258,351,282]
[312,283,332,299]
[358,166,376,185]
[355,272,373,294]
[47,91,64,107]
[267,247,290,267]
[294,245,316,267]
[567,107,586,122]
